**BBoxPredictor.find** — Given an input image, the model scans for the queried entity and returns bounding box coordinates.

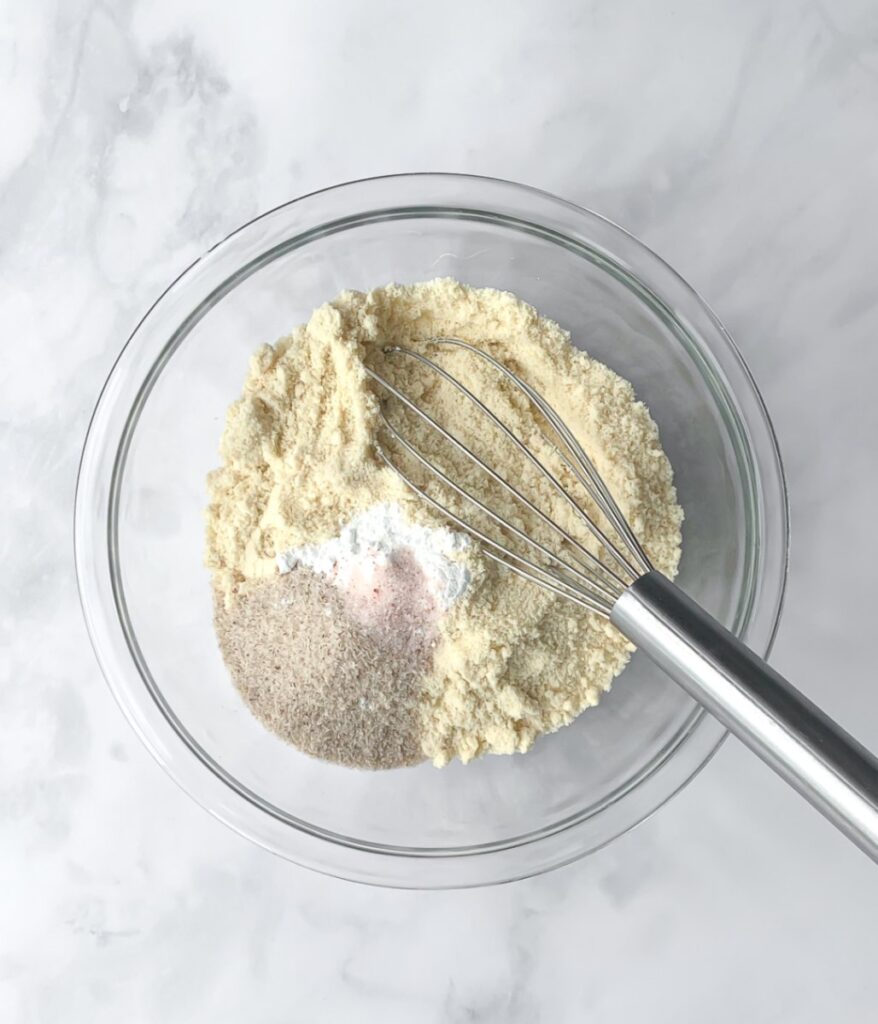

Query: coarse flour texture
[206,279,682,766]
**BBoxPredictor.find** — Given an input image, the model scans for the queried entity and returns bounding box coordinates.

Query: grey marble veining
[3,1,878,1020]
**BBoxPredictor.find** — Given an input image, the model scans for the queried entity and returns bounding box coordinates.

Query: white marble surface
[3,0,878,1019]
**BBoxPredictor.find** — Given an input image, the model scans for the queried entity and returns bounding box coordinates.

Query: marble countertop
[4,1,878,1020]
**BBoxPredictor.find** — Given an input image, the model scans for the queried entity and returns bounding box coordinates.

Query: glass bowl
[75,174,788,888]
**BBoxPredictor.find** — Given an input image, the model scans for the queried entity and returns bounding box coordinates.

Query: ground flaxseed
[213,564,432,769]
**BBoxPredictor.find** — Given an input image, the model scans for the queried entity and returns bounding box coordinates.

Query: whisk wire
[428,338,652,577]
[379,412,621,607]
[367,351,628,594]
[371,435,612,615]
[364,338,656,618]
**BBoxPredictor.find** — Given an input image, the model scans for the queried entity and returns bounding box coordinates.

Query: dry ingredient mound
[206,278,682,767]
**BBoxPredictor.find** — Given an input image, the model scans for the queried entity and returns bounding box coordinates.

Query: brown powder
[213,564,433,769]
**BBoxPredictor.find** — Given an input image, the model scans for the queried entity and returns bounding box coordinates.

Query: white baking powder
[277,502,471,610]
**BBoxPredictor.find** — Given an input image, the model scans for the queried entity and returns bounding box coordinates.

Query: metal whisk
[365,338,878,863]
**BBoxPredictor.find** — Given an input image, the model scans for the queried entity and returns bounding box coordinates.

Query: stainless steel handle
[611,571,878,862]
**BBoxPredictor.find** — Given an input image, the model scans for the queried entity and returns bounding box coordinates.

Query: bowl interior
[114,209,755,850]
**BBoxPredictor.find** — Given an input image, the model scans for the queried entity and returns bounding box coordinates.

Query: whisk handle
[611,570,878,863]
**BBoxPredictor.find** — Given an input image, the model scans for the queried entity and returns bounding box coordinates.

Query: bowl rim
[74,171,789,888]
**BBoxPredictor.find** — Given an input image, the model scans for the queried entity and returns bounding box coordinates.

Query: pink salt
[340,548,441,642]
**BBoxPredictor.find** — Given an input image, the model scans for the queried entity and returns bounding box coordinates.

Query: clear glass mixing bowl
[75,174,788,888]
